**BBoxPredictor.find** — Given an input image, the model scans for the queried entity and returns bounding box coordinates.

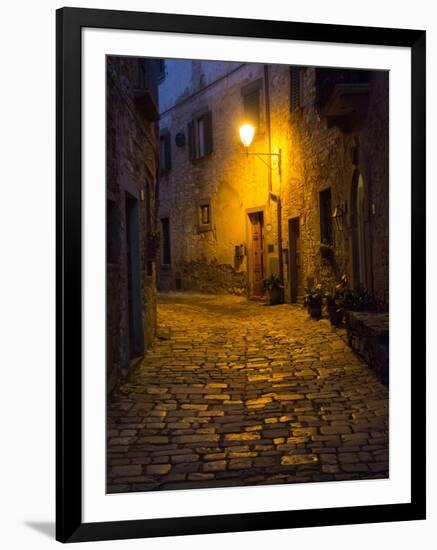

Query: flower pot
[328,306,344,326]
[309,305,322,318]
[269,287,282,306]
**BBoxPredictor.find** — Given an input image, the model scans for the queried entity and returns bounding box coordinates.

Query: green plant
[303,282,325,308]
[327,274,348,305]
[262,274,282,290]
[262,274,283,305]
[343,285,375,311]
[326,274,348,325]
[329,274,375,312]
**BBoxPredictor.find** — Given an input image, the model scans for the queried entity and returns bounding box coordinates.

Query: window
[197,118,205,157]
[319,188,333,245]
[197,200,212,231]
[290,66,305,111]
[188,110,213,160]
[241,79,262,129]
[161,218,171,266]
[159,132,172,173]
[200,204,210,225]
[243,88,260,128]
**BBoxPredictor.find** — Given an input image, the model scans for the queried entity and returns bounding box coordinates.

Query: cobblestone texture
[107,292,389,492]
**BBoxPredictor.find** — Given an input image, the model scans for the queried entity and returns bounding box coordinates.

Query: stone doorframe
[245,205,267,299]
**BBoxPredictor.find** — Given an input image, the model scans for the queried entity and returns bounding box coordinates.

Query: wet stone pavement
[107,292,389,492]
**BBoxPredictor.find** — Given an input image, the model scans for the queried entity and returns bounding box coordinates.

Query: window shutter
[187,121,195,160]
[203,111,213,156]
[164,132,172,170]
[290,66,300,111]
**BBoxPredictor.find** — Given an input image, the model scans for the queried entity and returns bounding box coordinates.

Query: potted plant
[326,274,348,326]
[341,283,375,312]
[303,282,325,318]
[262,274,283,305]
[146,230,161,261]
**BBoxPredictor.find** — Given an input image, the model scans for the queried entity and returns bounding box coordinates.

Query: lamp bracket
[245,149,282,177]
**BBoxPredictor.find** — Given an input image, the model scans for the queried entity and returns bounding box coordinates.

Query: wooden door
[289,217,303,302]
[249,212,264,297]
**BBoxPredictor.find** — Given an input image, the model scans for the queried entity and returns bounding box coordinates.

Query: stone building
[157,60,389,309]
[272,66,389,308]
[106,56,162,391]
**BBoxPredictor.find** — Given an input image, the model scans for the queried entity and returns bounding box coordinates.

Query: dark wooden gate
[288,217,302,302]
[249,212,264,298]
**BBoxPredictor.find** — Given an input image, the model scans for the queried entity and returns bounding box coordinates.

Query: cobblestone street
[107,293,389,492]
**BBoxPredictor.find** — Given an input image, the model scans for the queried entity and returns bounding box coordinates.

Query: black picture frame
[56,7,426,543]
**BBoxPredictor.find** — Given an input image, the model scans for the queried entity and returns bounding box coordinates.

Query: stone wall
[269,65,389,308]
[158,62,276,295]
[346,311,389,385]
[107,56,160,392]
[176,259,247,295]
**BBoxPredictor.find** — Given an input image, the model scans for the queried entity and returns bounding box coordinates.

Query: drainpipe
[264,65,284,291]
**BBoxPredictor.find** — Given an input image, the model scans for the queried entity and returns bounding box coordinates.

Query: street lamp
[331,203,346,231]
[239,123,256,148]
[239,123,281,177]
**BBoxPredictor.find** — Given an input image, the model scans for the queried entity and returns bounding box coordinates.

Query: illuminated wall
[157,60,389,308]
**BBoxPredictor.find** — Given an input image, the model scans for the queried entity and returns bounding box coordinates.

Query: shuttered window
[188,110,213,160]
[290,66,305,111]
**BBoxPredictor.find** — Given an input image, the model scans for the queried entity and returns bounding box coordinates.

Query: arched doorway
[351,171,367,289]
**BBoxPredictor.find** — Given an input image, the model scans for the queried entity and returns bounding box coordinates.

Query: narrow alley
[107,293,389,492]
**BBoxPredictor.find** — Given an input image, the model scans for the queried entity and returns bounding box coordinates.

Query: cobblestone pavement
[107,292,389,492]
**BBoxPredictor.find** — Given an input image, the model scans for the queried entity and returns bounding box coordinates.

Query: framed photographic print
[56,7,426,543]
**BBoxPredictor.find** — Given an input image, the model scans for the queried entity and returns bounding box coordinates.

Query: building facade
[106,56,162,391]
[157,60,389,309]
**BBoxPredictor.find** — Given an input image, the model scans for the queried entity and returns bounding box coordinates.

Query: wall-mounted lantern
[239,123,281,177]
[331,203,346,231]
[239,123,256,148]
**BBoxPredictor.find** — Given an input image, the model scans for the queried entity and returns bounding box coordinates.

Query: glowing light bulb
[239,123,255,148]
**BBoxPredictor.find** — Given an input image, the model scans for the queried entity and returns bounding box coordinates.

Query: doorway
[288,217,303,303]
[248,212,264,298]
[125,193,144,359]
